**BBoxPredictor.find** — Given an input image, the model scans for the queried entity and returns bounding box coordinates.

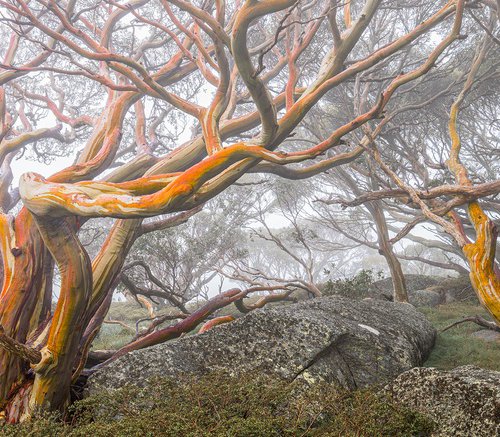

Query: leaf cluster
[323,269,385,299]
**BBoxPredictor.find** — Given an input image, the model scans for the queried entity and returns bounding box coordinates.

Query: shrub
[2,373,434,436]
[322,269,384,299]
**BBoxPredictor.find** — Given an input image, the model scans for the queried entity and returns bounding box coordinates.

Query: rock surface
[387,366,500,437]
[368,274,480,306]
[368,274,440,301]
[408,289,443,307]
[431,275,479,304]
[88,296,435,393]
[471,329,500,343]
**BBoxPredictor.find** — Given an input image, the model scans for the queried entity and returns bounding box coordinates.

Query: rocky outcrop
[408,289,443,307]
[368,274,480,306]
[368,274,441,302]
[387,366,500,437]
[429,275,479,304]
[88,296,435,393]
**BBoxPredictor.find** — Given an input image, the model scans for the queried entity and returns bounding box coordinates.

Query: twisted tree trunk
[28,217,92,414]
[0,212,49,406]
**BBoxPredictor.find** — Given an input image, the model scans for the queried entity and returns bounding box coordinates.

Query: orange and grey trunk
[0,211,49,407]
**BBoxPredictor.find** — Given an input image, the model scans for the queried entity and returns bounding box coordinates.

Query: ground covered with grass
[1,374,434,437]
[90,302,150,350]
[421,302,500,371]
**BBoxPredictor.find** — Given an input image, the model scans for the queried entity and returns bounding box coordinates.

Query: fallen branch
[134,312,188,338]
[441,315,500,333]
[103,319,136,334]
[86,349,116,366]
[235,291,295,313]
[86,286,289,373]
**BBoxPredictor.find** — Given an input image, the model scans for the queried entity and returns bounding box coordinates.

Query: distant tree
[221,179,358,297]
[120,187,256,310]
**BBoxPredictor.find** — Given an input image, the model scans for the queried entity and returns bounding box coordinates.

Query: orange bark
[28,217,92,414]
[198,316,235,333]
[0,211,48,407]
[462,204,500,324]
[446,28,500,325]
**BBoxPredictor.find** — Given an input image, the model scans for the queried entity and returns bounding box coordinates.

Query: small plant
[323,269,384,299]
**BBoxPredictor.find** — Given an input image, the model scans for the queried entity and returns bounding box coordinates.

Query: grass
[92,302,186,350]
[421,302,500,371]
[106,301,151,321]
[91,325,135,351]
[90,302,147,350]
[5,291,498,435]
[1,373,435,437]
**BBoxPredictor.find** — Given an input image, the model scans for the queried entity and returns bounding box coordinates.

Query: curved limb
[0,325,41,365]
[235,290,294,314]
[198,316,235,333]
[441,314,500,333]
[446,28,500,325]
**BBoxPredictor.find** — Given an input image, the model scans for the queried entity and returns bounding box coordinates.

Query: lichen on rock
[88,296,436,394]
[387,365,500,437]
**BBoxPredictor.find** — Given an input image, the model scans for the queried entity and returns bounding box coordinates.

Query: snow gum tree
[0,0,498,423]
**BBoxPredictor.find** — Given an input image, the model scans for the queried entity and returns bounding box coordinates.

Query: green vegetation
[323,269,384,298]
[5,275,498,435]
[92,302,184,350]
[1,373,434,437]
[106,301,151,321]
[421,303,500,371]
[90,302,148,350]
[92,325,135,351]
[322,271,500,371]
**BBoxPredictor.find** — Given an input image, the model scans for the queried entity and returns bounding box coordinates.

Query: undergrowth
[1,373,434,436]
[322,269,384,299]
